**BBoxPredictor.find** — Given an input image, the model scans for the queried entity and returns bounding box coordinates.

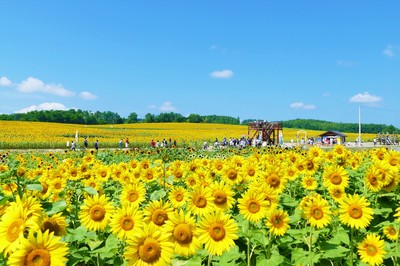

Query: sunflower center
[365,244,378,256]
[306,161,314,170]
[194,195,207,208]
[6,219,23,242]
[213,191,227,205]
[389,228,397,236]
[329,173,342,185]
[174,170,183,178]
[138,238,161,263]
[272,216,284,228]
[227,169,237,180]
[127,191,139,202]
[247,169,255,176]
[247,200,261,213]
[311,207,323,220]
[267,174,280,188]
[26,248,51,266]
[41,183,48,194]
[216,164,223,171]
[389,158,398,166]
[175,192,184,202]
[209,223,226,241]
[120,216,134,231]
[173,224,193,244]
[369,175,378,185]
[89,204,106,221]
[349,205,363,219]
[100,171,107,178]
[151,209,168,226]
[54,182,62,190]
[42,220,60,235]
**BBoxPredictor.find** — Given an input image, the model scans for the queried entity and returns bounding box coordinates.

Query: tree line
[0,110,397,133]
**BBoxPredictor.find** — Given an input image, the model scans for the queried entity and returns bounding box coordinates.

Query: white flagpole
[75,130,79,147]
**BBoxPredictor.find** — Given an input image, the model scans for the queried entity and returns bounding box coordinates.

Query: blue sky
[1,1,399,127]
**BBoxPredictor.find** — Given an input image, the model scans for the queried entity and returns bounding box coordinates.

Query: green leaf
[88,239,103,251]
[46,200,67,215]
[218,246,244,265]
[150,189,167,201]
[83,186,98,195]
[266,252,286,265]
[26,183,43,191]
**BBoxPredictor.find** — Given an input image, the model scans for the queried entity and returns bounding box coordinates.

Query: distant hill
[280,118,398,134]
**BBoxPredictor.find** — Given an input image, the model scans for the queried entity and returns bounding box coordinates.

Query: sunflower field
[0,145,399,265]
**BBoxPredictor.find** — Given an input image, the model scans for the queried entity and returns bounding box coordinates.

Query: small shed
[319,130,347,145]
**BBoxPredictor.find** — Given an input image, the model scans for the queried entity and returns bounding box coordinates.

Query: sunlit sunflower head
[13,194,43,223]
[383,150,400,169]
[383,225,398,241]
[394,206,400,222]
[124,223,174,265]
[260,165,287,194]
[285,165,299,181]
[238,188,270,223]
[2,182,18,197]
[212,159,225,172]
[94,164,111,181]
[221,161,243,185]
[49,177,67,195]
[381,172,399,192]
[187,185,215,217]
[339,194,374,229]
[168,186,188,209]
[210,181,235,211]
[364,166,384,192]
[302,157,320,174]
[82,176,103,194]
[141,168,157,182]
[163,210,201,257]
[308,146,324,161]
[301,175,318,191]
[373,161,396,187]
[357,233,386,266]
[329,187,346,202]
[110,205,143,240]
[144,199,174,227]
[79,194,114,231]
[197,210,238,256]
[266,209,290,236]
[0,204,39,255]
[371,147,387,161]
[40,212,67,236]
[67,165,80,180]
[241,161,261,180]
[302,196,332,229]
[120,182,146,207]
[322,164,349,190]
[7,230,68,266]
[0,164,9,172]
[82,154,95,165]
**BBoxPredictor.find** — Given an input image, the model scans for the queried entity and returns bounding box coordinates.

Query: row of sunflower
[0,145,399,265]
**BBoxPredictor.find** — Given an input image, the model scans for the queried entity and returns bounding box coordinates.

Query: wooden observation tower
[248,121,283,146]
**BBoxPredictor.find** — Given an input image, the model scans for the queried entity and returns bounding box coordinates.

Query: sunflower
[221,161,243,185]
[212,159,225,173]
[329,187,346,202]
[12,194,43,223]
[265,209,290,236]
[357,233,386,266]
[302,196,331,229]
[49,178,67,195]
[141,168,157,182]
[364,166,384,192]
[394,206,400,222]
[285,165,299,181]
[187,185,215,217]
[383,225,398,241]
[124,223,174,265]
[7,230,68,266]
[40,212,67,236]
[94,164,111,181]
[0,204,38,255]
[339,194,374,229]
[82,176,103,194]
[259,165,287,194]
[197,210,238,256]
[322,164,349,190]
[110,205,143,240]
[302,157,319,174]
[374,161,396,186]
[120,182,146,207]
[143,200,174,227]
[79,194,114,231]
[241,161,260,180]
[381,173,399,192]
[210,181,235,211]
[301,175,318,191]
[2,182,18,197]
[163,210,201,257]
[168,186,188,209]
[371,147,387,161]
[238,188,270,223]
[383,150,400,169]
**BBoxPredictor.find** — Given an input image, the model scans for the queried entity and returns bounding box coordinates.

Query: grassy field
[0,120,377,149]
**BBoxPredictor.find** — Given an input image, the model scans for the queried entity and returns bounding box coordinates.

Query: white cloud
[210,69,234,79]
[159,101,177,112]
[17,77,75,97]
[349,92,382,103]
[289,102,316,110]
[79,91,97,100]
[15,102,68,113]
[383,45,398,58]
[0,76,12,86]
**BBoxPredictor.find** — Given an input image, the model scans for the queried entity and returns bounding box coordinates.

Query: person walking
[94,140,99,151]
[70,141,76,151]
[84,138,88,150]
[125,138,129,148]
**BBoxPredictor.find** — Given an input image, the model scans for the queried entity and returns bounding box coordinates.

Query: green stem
[349,227,354,266]
[266,231,273,260]
[247,237,251,266]
[207,254,212,266]
[309,226,313,266]
[395,224,399,266]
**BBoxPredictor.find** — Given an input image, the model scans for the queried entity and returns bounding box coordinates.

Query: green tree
[125,112,138,123]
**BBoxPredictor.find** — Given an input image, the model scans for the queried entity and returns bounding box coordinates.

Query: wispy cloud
[79,91,97,100]
[159,101,177,112]
[383,45,398,58]
[210,69,234,79]
[336,60,356,67]
[210,44,227,53]
[322,92,331,97]
[349,92,382,103]
[15,102,68,113]
[17,77,75,97]
[0,76,12,87]
[289,102,316,110]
